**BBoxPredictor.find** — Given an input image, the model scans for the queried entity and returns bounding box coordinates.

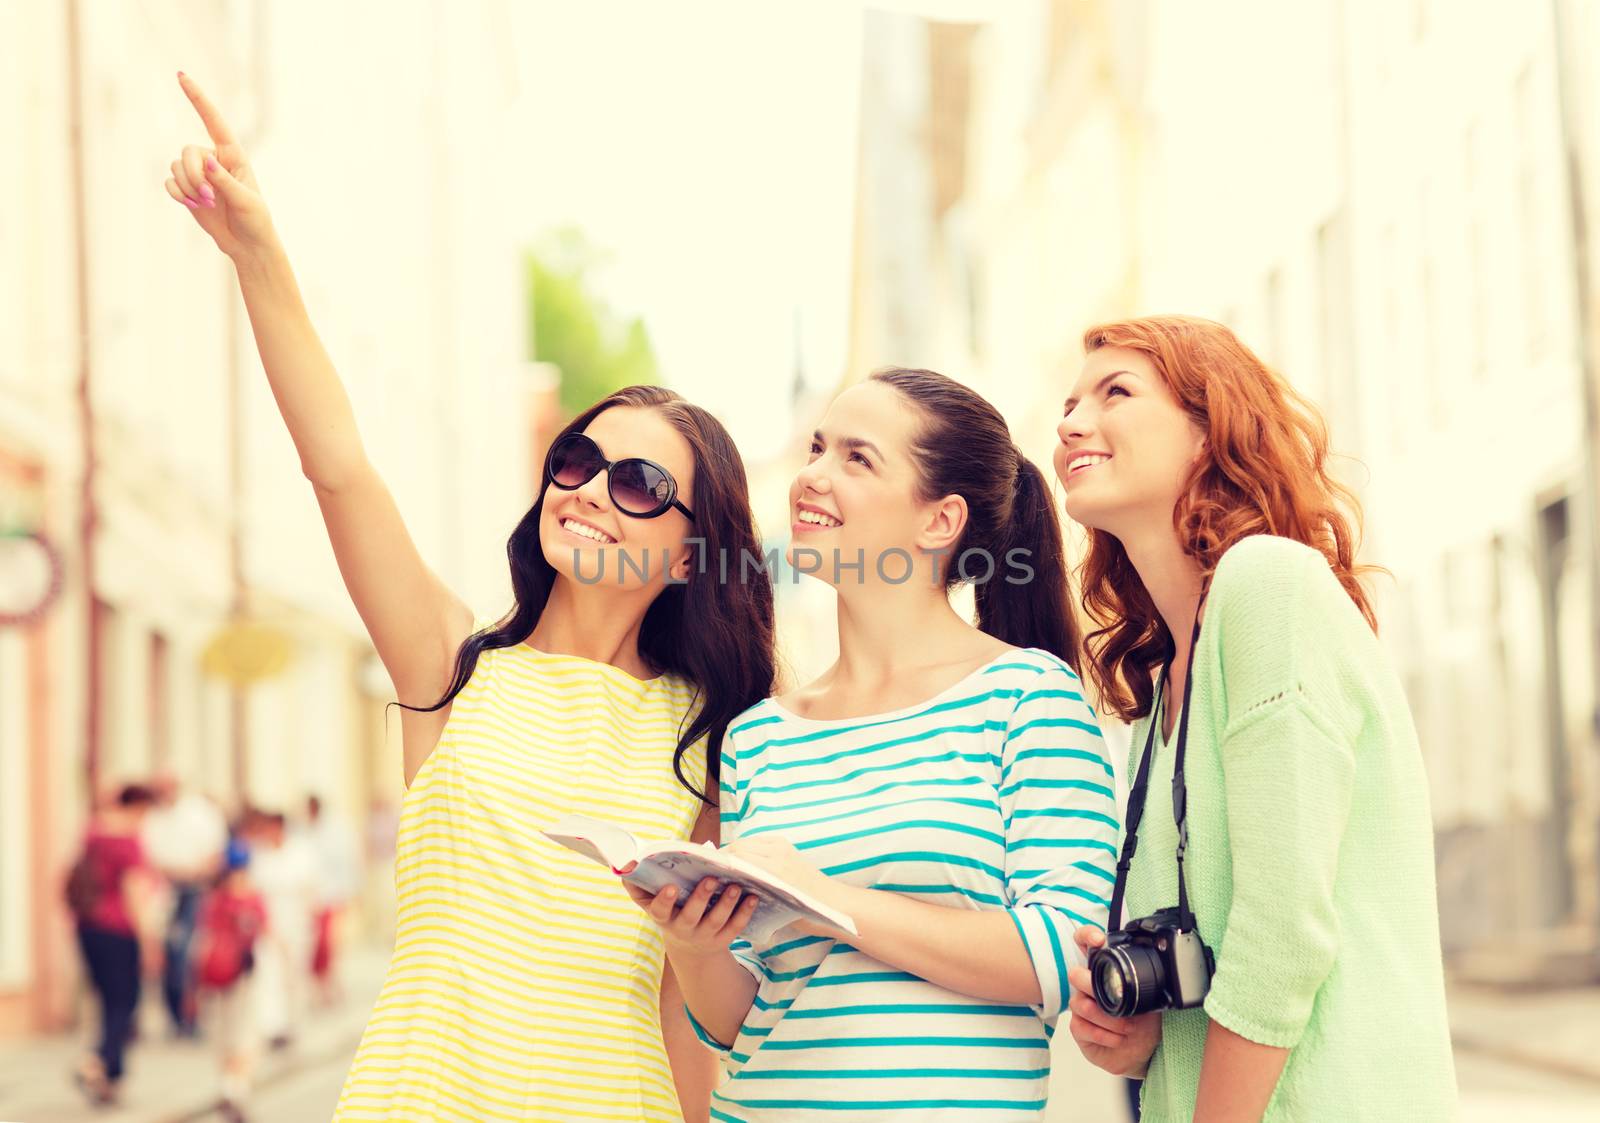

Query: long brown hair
[1075,315,1375,721]
[408,385,776,803]
[871,368,1081,668]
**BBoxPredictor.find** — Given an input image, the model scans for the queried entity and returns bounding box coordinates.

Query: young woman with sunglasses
[629,369,1120,1120]
[165,75,775,1121]
[1055,316,1455,1121]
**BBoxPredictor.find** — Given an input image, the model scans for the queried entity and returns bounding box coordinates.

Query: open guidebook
[543,813,858,945]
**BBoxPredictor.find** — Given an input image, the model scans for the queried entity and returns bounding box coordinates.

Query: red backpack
[63,853,103,918]
[197,891,264,989]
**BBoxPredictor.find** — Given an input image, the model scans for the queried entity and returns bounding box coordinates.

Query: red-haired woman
[1053,315,1456,1121]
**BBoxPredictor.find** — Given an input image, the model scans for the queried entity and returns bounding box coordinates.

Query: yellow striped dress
[335,640,708,1121]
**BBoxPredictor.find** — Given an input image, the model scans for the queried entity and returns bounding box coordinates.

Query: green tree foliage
[525,228,660,415]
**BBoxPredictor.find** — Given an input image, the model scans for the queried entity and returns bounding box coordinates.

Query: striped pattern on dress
[335,641,707,1121]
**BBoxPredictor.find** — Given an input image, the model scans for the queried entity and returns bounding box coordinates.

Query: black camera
[1089,906,1214,1018]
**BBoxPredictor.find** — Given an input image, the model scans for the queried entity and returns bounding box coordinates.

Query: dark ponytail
[973,457,1076,664]
[400,385,777,804]
[870,368,1081,669]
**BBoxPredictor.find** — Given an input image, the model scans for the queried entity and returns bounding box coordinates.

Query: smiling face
[1054,345,1207,538]
[788,380,961,587]
[538,406,696,592]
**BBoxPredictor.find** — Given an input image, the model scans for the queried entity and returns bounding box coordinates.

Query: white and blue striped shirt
[693,648,1119,1121]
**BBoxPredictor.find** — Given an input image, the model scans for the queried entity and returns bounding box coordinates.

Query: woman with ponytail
[628,369,1119,1120]
[163,76,775,1120]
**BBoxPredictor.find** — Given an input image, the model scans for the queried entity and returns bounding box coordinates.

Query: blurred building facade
[0,0,540,1036]
[850,0,1600,983]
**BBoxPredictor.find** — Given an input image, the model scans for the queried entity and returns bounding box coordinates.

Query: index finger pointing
[177,72,237,147]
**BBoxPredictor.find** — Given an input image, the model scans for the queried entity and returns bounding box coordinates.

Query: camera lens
[1090,942,1168,1017]
[1095,957,1126,1009]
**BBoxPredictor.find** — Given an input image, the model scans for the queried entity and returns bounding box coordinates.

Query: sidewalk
[1447,975,1600,1086]
[0,947,385,1123]
[7,960,1591,1120]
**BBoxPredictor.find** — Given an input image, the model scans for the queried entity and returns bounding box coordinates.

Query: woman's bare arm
[169,75,473,780]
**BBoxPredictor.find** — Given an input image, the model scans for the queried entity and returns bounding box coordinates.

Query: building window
[1514,65,1546,357]
[1316,213,1354,449]
[149,631,170,771]
[1264,267,1285,370]
[1419,183,1444,427]
[1464,121,1489,381]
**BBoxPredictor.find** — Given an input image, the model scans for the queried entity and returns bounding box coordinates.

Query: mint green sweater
[1123,535,1456,1121]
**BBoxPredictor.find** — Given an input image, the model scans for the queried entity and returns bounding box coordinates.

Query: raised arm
[167,75,472,776]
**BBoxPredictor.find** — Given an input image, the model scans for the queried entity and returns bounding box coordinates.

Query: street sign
[201,619,295,684]
[0,531,65,628]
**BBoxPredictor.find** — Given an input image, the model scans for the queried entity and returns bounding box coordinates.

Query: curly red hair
[1075,314,1376,722]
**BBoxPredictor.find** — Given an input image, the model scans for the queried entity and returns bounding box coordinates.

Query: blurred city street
[1,963,1596,1121]
[0,948,385,1122]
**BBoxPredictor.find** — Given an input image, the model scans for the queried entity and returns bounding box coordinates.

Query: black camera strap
[1106,589,1208,934]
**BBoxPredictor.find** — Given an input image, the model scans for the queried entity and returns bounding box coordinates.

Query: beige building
[0,0,537,1035]
[847,3,1148,503]
[850,0,1600,984]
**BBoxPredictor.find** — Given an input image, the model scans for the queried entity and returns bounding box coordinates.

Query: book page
[543,814,641,872]
[543,815,857,945]
[628,846,857,945]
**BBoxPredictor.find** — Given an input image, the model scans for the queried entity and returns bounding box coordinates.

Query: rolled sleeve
[999,664,1121,1020]
[1204,694,1354,1047]
[718,745,742,841]
[685,1003,735,1053]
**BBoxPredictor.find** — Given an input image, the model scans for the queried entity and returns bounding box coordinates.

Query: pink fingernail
[199,183,215,202]
[205,156,219,172]
[182,198,199,210]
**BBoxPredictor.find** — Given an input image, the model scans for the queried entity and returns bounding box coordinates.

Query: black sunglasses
[544,432,695,522]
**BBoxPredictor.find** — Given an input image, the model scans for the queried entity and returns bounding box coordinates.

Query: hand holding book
[543,813,857,946]
[626,875,762,962]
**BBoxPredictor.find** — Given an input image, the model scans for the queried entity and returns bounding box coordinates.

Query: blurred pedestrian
[247,810,316,1049]
[63,782,163,1106]
[302,794,360,1007]
[196,838,267,1123]
[143,773,228,1037]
